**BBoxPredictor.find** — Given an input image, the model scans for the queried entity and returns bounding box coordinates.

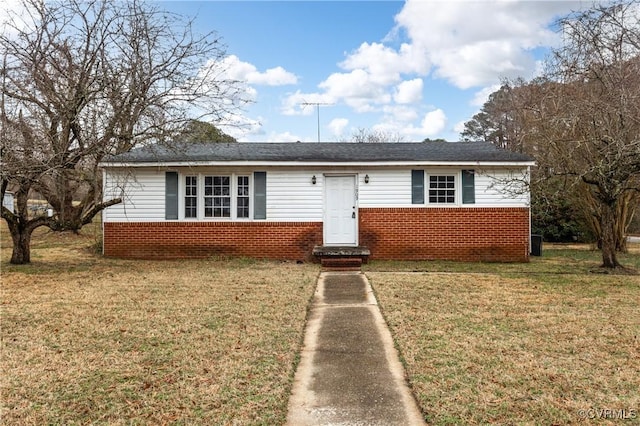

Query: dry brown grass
[368,251,640,424]
[1,224,319,425]
[3,221,639,425]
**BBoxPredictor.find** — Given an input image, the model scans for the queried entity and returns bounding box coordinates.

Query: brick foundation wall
[103,221,323,261]
[359,207,530,262]
[104,207,530,262]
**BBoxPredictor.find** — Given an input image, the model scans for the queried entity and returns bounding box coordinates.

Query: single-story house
[100,141,535,263]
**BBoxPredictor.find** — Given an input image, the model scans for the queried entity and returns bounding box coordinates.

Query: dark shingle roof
[103,141,534,164]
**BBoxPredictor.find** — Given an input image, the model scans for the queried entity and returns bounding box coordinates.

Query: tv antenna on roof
[300,101,333,142]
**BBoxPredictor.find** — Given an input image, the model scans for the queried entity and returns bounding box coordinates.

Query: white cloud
[453,120,467,136]
[311,42,428,113]
[268,131,306,143]
[432,41,534,89]
[375,108,447,140]
[265,0,585,143]
[394,78,423,104]
[218,114,264,142]
[420,109,447,136]
[280,90,335,116]
[339,42,429,85]
[319,69,392,110]
[382,105,419,124]
[471,84,501,107]
[328,118,349,137]
[250,66,298,86]
[220,55,297,86]
[394,0,578,88]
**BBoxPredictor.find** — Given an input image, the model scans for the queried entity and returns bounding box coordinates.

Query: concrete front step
[312,246,371,258]
[321,257,363,271]
[313,246,371,271]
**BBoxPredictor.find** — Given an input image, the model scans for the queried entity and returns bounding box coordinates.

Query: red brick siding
[359,207,530,262]
[104,207,530,262]
[103,221,323,261]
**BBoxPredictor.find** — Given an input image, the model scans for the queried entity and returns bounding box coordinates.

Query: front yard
[1,225,318,424]
[368,246,640,424]
[2,223,639,424]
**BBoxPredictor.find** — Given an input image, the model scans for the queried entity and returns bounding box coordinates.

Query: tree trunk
[600,204,622,269]
[579,186,636,253]
[7,221,35,264]
[4,209,50,265]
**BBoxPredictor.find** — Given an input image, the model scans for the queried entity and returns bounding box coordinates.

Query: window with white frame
[185,176,198,218]
[204,176,231,218]
[182,174,254,220]
[236,176,250,218]
[428,175,455,204]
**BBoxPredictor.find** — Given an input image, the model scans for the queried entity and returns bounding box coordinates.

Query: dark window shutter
[165,171,179,220]
[462,170,475,204]
[253,171,267,219]
[411,170,424,204]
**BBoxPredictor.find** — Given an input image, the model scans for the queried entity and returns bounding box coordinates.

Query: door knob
[352,212,356,219]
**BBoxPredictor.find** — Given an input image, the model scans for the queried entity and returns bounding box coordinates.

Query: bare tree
[340,127,406,143]
[1,0,247,264]
[539,1,640,269]
[461,1,640,270]
[462,81,600,245]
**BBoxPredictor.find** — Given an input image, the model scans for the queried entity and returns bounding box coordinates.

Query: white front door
[324,175,357,246]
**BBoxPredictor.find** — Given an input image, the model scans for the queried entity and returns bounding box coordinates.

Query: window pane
[428,175,455,204]
[237,196,249,218]
[462,170,475,204]
[185,175,197,218]
[236,175,250,219]
[204,175,231,218]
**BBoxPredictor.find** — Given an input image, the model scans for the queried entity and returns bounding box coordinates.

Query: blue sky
[162,0,587,143]
[20,0,588,143]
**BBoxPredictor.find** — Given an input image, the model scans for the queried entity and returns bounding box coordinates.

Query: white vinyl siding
[103,166,530,223]
[359,168,529,207]
[103,169,166,222]
[266,170,323,221]
[475,169,530,206]
[359,169,412,207]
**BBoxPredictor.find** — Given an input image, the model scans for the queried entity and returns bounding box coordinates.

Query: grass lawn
[3,221,639,425]
[367,244,640,424]
[1,223,319,425]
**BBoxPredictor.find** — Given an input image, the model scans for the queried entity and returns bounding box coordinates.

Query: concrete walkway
[286,271,425,425]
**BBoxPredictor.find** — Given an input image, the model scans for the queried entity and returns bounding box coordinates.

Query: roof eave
[99,160,536,168]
